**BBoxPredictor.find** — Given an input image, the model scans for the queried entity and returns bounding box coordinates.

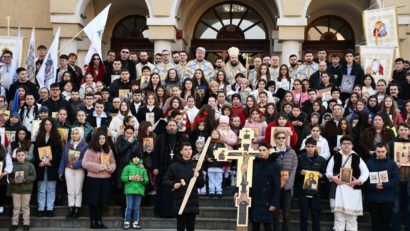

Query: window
[195,3,267,40]
[112,15,149,39]
[306,16,354,41]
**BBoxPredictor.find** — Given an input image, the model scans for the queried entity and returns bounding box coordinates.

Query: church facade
[0,0,409,66]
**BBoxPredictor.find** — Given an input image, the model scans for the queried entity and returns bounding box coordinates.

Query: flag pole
[57,28,84,54]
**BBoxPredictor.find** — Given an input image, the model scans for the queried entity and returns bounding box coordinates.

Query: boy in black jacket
[297,137,327,231]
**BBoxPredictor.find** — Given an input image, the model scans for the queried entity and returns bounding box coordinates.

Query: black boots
[90,220,98,229]
[96,220,108,229]
[73,207,80,218]
[66,207,74,218]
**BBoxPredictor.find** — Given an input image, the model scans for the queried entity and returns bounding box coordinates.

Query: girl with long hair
[85,54,106,82]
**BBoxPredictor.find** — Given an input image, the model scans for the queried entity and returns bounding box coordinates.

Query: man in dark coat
[153,120,188,218]
[297,137,327,231]
[250,142,281,231]
[42,83,74,122]
[163,142,204,231]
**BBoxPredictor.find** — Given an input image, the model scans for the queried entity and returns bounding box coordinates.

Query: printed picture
[270,127,292,147]
[369,171,389,184]
[100,153,110,169]
[5,131,16,144]
[68,150,81,167]
[143,137,154,153]
[303,170,319,191]
[0,110,10,122]
[31,120,41,140]
[0,127,5,147]
[360,46,395,83]
[318,87,332,102]
[340,168,352,184]
[111,74,120,83]
[119,89,130,100]
[14,171,24,181]
[0,161,3,173]
[394,142,410,166]
[280,170,289,188]
[52,112,58,119]
[140,75,150,89]
[379,170,389,183]
[38,146,52,161]
[146,112,155,126]
[340,75,356,94]
[363,7,399,48]
[58,128,69,143]
[369,172,379,184]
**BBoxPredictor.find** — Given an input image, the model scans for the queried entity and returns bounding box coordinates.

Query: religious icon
[363,7,399,47]
[340,75,356,94]
[100,153,110,170]
[0,161,3,173]
[143,137,154,153]
[146,112,155,126]
[379,170,389,183]
[394,142,410,166]
[303,170,319,191]
[5,131,15,144]
[318,88,331,102]
[14,171,24,181]
[140,75,150,89]
[67,150,81,168]
[111,74,120,83]
[360,46,395,83]
[369,172,379,184]
[52,112,58,119]
[38,146,52,161]
[58,128,69,143]
[119,89,130,100]
[369,170,389,184]
[340,168,352,184]
[31,120,41,140]
[280,170,289,188]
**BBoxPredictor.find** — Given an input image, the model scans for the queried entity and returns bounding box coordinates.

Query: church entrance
[303,15,355,59]
[191,2,270,66]
[111,15,154,55]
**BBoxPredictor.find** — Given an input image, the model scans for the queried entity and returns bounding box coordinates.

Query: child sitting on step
[121,152,149,230]
[9,148,37,231]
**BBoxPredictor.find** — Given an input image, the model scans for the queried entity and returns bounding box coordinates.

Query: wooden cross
[214,128,259,231]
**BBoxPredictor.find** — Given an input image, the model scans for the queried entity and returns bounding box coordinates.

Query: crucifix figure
[214,128,259,231]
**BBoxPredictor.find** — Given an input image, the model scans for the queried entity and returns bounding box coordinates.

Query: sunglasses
[275,136,286,140]
[121,51,129,54]
[93,58,100,60]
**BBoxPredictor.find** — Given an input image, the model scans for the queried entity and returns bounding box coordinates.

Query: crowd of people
[0,44,409,231]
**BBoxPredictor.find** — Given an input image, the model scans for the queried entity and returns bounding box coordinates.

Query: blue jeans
[299,194,321,231]
[125,195,142,222]
[37,171,57,211]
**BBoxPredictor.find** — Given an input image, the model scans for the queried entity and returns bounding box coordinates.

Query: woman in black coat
[250,142,281,231]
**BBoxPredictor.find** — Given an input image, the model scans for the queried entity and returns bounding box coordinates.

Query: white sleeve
[300,138,306,151]
[4,153,13,174]
[321,139,331,161]
[326,156,335,180]
[358,158,370,184]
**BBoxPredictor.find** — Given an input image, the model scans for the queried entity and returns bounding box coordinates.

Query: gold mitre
[228,46,240,57]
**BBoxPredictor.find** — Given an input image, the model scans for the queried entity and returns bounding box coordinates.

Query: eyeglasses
[306,145,316,148]
[341,142,353,146]
[121,51,129,54]
[162,53,170,56]
[93,58,100,60]
[275,136,286,140]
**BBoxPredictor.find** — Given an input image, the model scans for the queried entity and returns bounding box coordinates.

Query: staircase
[0,193,373,231]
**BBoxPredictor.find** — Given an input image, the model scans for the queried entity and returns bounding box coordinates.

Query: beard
[290,63,297,67]
[167,129,177,135]
[231,61,238,66]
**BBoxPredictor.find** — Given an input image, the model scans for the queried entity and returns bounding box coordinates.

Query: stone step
[0,217,371,231]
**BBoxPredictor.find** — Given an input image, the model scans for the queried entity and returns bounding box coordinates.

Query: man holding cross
[250,142,281,231]
[163,142,204,231]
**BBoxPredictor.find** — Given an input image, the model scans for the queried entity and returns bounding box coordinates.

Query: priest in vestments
[153,119,188,218]
[223,46,246,84]
[326,135,369,231]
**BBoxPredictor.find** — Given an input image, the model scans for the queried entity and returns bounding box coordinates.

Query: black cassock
[153,132,188,218]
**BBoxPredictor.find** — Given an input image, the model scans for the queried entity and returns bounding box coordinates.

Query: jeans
[208,168,223,194]
[368,201,393,231]
[299,194,321,231]
[124,195,142,222]
[37,172,56,211]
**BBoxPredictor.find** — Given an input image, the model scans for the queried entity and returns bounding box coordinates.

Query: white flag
[36,27,60,89]
[25,28,36,83]
[83,4,111,60]
[84,43,99,65]
[8,27,22,87]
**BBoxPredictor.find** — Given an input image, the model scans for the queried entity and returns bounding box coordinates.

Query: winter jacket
[82,149,116,178]
[115,136,141,188]
[163,156,205,215]
[71,121,94,143]
[276,146,298,191]
[9,161,36,194]
[217,127,238,149]
[206,141,225,168]
[33,139,62,181]
[366,156,400,203]
[121,160,149,196]
[244,119,267,150]
[250,155,281,222]
[297,151,327,196]
[58,139,88,174]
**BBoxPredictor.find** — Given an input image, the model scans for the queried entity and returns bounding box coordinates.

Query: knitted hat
[38,106,49,114]
[219,115,230,124]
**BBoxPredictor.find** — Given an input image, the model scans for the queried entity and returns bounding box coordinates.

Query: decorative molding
[398,15,410,25]
[146,17,178,26]
[51,14,85,25]
[277,17,307,26]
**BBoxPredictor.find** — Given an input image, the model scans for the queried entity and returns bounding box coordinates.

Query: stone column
[281,41,302,65]
[277,17,307,64]
[147,16,177,53]
[154,40,172,54]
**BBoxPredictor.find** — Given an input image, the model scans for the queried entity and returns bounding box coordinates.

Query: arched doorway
[303,15,355,58]
[191,2,270,64]
[111,15,153,54]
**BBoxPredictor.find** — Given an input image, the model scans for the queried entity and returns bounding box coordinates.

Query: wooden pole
[57,29,84,54]
[178,137,211,215]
